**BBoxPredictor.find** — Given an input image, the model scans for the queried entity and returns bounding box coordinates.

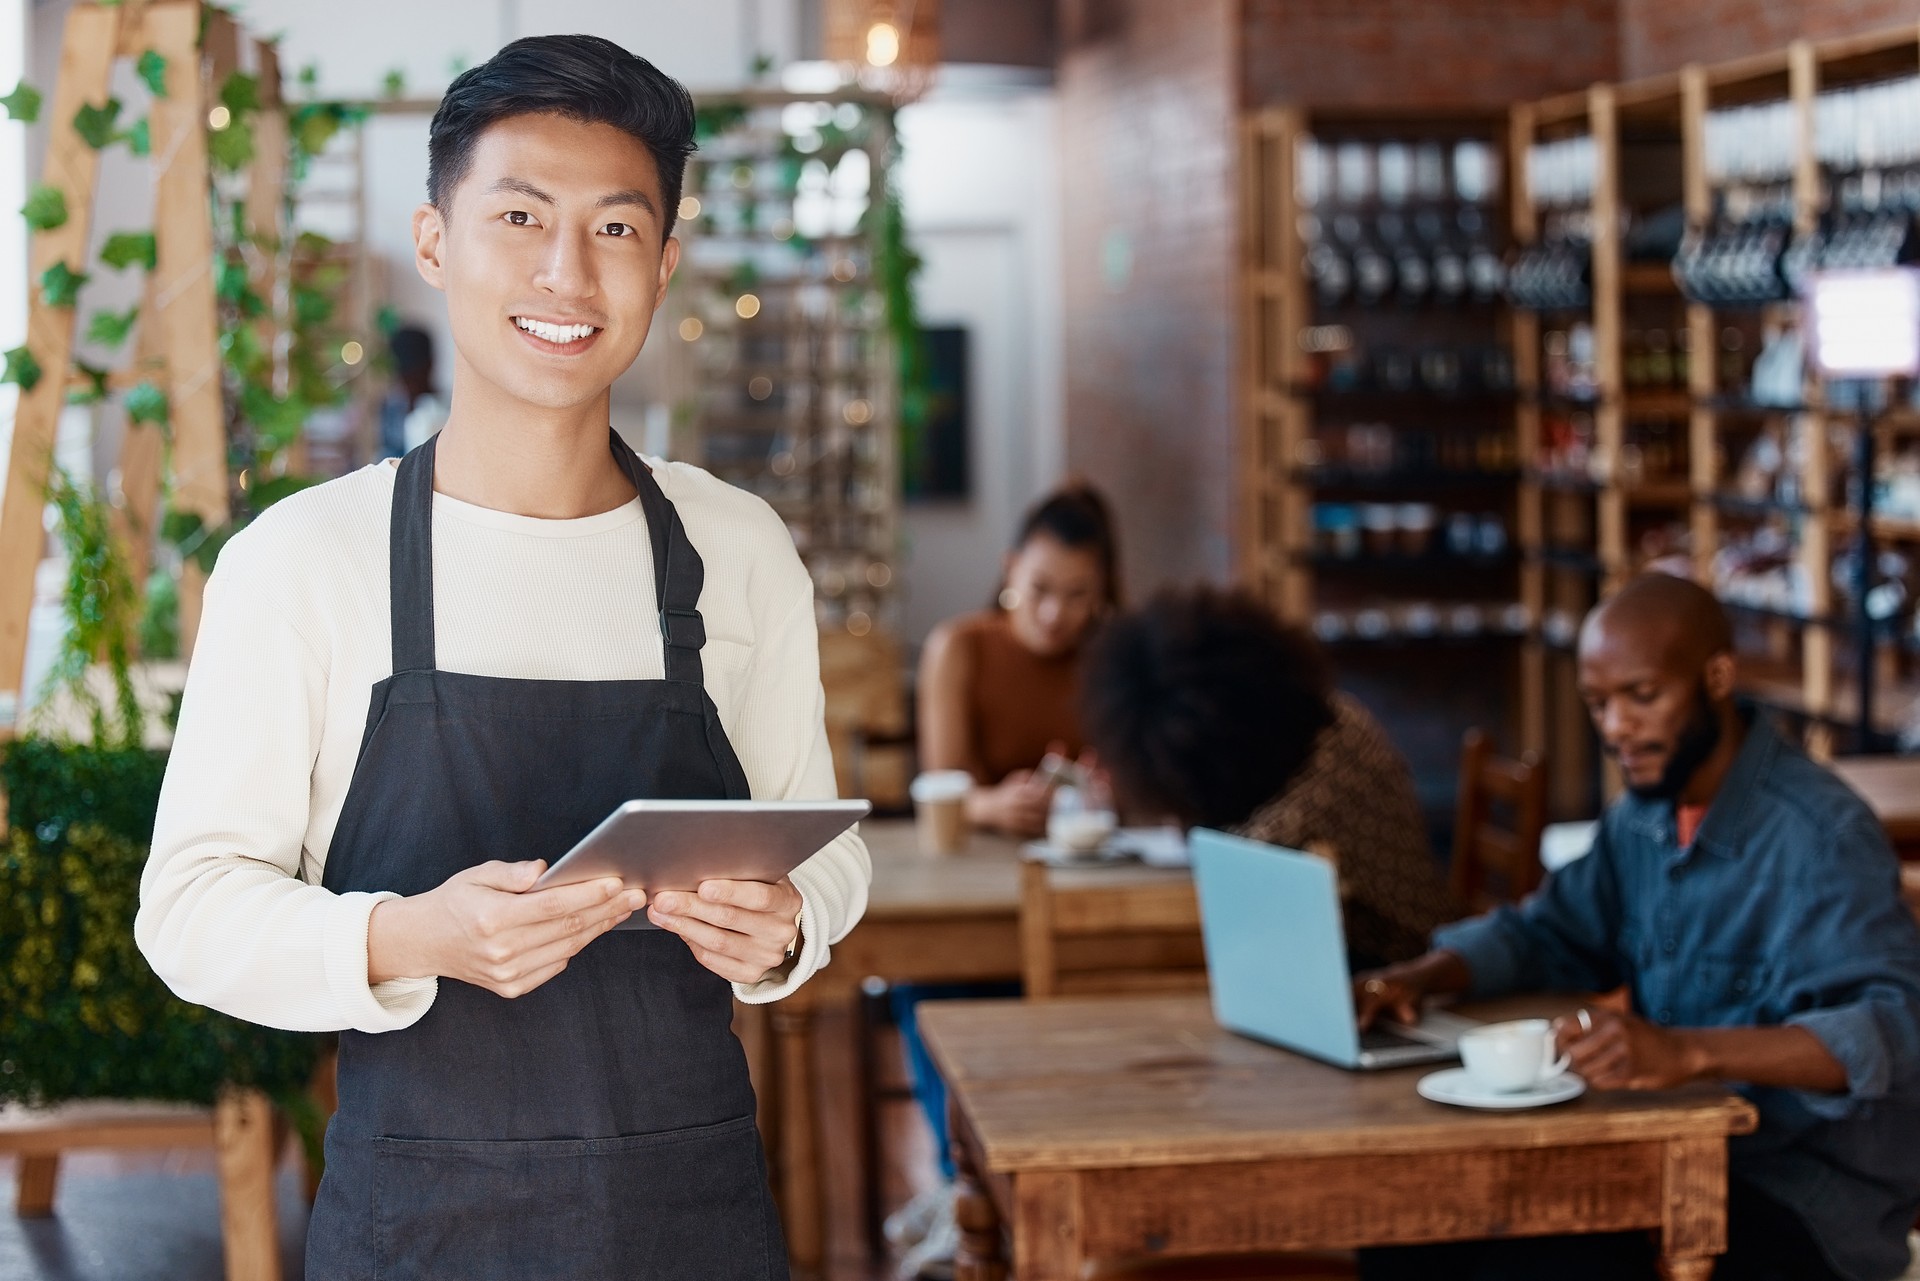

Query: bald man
[1353,575,1920,1281]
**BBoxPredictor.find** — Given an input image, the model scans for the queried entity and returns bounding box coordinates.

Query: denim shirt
[1434,710,1920,1281]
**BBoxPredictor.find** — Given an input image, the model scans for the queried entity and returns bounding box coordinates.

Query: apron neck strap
[387,430,710,686]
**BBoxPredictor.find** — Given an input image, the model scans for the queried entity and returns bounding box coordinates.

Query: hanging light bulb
[865,21,901,67]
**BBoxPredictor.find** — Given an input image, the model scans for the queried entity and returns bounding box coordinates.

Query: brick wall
[1621,0,1919,79]
[1057,0,1242,593]
[1244,0,1620,108]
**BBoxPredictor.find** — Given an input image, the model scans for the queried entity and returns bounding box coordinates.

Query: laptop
[1190,828,1476,1070]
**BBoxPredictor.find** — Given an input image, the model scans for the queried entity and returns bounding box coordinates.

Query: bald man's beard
[1624,681,1723,801]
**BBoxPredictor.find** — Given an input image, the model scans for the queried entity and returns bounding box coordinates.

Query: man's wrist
[1672,1029,1719,1084]
[367,894,432,986]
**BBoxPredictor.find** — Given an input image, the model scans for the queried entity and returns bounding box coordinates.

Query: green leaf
[381,69,406,99]
[38,261,88,309]
[136,50,168,98]
[119,116,151,157]
[249,474,322,510]
[68,362,111,405]
[291,284,334,327]
[160,509,205,547]
[448,54,470,77]
[215,257,251,304]
[22,184,68,232]
[99,232,157,272]
[72,98,122,150]
[297,63,318,90]
[2,346,42,392]
[0,79,41,123]
[219,72,260,116]
[85,307,139,350]
[123,380,169,428]
[207,117,254,173]
[291,106,341,157]
[375,304,400,336]
[240,384,308,444]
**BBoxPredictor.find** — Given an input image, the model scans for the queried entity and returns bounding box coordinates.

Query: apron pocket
[371,1114,775,1281]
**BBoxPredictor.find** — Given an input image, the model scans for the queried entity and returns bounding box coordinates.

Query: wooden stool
[1,1090,283,1281]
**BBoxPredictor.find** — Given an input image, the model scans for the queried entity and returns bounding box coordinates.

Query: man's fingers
[693,878,781,912]
[651,906,785,973]
[464,859,548,892]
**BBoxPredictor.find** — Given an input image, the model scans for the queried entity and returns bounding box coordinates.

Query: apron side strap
[614,431,709,687]
[390,437,439,673]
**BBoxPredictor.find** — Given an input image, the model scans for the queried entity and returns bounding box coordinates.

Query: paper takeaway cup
[909,770,972,855]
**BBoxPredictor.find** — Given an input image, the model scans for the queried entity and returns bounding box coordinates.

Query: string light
[866,562,893,588]
[748,376,773,400]
[207,105,231,130]
[847,611,873,637]
[678,316,704,341]
[866,22,901,67]
[843,398,872,425]
[340,340,364,365]
[735,293,762,319]
[831,259,858,282]
[678,195,702,221]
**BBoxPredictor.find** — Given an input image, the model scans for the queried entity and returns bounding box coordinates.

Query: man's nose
[533,227,595,297]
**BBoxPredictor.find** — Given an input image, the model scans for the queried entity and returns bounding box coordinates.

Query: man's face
[412,113,679,413]
[1576,623,1725,799]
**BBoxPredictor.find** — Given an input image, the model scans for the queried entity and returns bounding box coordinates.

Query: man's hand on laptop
[1353,950,1473,1029]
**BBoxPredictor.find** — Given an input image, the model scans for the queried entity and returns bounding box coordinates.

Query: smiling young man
[136,35,868,1280]
[1352,573,1920,1281]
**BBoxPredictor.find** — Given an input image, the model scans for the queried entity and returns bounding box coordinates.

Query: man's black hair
[1080,588,1338,829]
[426,34,698,237]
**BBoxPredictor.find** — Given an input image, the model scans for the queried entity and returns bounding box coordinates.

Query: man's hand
[1353,950,1474,1030]
[368,861,644,997]
[648,877,805,984]
[1553,1006,1702,1090]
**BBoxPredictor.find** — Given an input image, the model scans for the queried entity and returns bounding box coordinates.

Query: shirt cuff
[1431,914,1521,998]
[733,864,831,1005]
[1785,1004,1892,1118]
[323,890,438,1032]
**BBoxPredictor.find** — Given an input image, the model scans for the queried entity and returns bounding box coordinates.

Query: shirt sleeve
[1431,817,1627,997]
[727,580,872,1005]
[1776,817,1920,1118]
[135,532,438,1033]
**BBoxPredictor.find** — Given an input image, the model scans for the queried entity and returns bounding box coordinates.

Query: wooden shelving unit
[1240,108,1523,817]
[669,91,901,640]
[1509,23,1920,782]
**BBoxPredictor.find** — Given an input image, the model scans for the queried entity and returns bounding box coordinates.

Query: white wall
[893,81,1065,644]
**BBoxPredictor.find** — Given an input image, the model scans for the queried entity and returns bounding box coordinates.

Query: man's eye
[604,222,634,237]
[504,211,533,226]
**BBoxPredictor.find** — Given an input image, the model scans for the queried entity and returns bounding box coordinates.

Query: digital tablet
[532,799,870,929]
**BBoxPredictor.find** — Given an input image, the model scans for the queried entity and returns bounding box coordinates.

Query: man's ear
[413,203,447,292]
[1703,651,1737,703]
[651,236,682,314]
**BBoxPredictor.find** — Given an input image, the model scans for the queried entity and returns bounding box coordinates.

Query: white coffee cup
[1457,1019,1571,1093]
[909,770,973,856]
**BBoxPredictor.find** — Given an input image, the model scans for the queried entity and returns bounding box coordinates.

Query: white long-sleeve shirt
[136,454,870,1034]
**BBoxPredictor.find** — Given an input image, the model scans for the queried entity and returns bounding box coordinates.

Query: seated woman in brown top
[917,484,1120,837]
[1081,587,1457,968]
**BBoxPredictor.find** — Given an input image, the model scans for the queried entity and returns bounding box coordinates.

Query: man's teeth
[514,317,597,343]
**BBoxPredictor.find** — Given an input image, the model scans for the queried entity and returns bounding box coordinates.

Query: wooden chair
[1,1091,283,1281]
[817,627,913,811]
[1450,728,1548,913]
[1019,861,1209,998]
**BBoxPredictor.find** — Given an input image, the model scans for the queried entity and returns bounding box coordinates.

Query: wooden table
[1832,756,1920,860]
[761,820,1194,1276]
[920,994,1759,1281]
[759,819,1024,1276]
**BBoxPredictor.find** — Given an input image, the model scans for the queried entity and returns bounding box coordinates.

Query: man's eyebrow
[595,189,659,218]
[486,177,556,204]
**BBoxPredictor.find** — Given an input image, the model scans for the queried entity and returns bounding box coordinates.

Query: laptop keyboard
[1359,1025,1430,1053]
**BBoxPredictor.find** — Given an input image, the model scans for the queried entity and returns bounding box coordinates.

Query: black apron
[307,433,788,1281]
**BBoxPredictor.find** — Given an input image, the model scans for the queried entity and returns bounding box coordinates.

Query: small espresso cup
[1457,1019,1571,1093]
[909,770,973,856]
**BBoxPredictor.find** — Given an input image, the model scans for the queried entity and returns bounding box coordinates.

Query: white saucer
[1416,1067,1585,1110]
